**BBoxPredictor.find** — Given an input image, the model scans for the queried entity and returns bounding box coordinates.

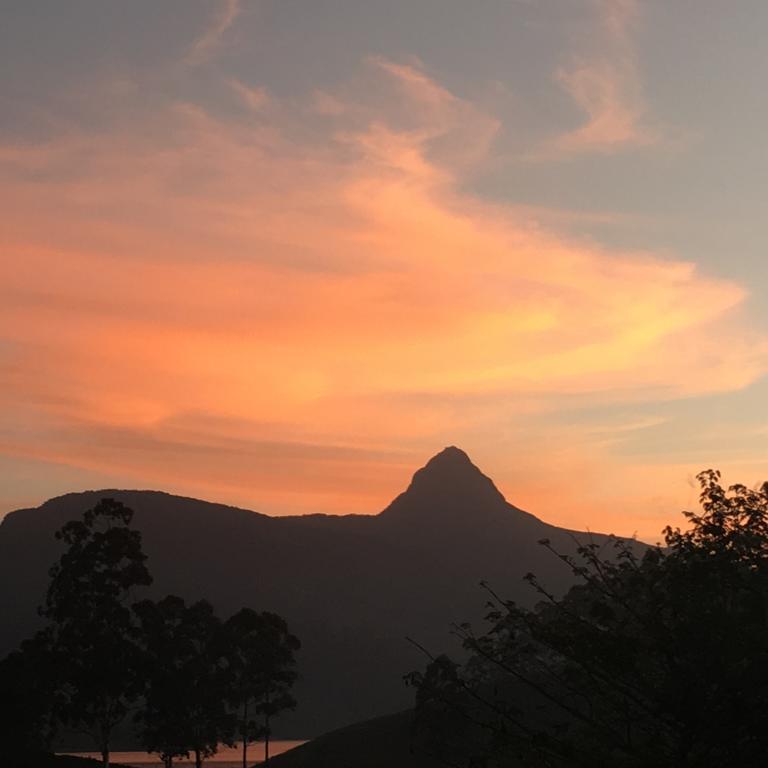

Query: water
[60,740,306,766]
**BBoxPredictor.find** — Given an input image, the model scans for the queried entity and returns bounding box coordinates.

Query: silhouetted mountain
[0,447,629,738]
[380,446,536,526]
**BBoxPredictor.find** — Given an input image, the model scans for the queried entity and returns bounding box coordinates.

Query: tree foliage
[134,596,236,768]
[0,630,58,767]
[41,498,152,768]
[410,470,768,768]
[225,609,300,767]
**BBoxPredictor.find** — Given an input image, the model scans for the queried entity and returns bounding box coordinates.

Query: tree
[0,630,57,767]
[41,497,152,768]
[224,609,300,768]
[133,596,193,768]
[134,596,235,768]
[410,470,768,768]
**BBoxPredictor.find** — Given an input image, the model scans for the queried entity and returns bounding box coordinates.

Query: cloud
[185,0,241,67]
[0,58,765,535]
[545,0,655,156]
[229,79,269,111]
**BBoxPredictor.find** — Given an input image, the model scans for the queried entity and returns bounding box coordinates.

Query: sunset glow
[2,0,768,540]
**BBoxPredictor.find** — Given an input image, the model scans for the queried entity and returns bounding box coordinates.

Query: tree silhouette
[410,470,768,767]
[0,630,57,767]
[41,498,152,768]
[2,495,304,767]
[134,596,235,768]
[133,595,194,768]
[224,609,300,768]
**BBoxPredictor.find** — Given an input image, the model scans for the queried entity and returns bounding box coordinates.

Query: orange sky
[2,1,768,541]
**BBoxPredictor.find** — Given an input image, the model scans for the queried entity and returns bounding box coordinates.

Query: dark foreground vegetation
[4,466,768,768]
[409,470,768,767]
[0,499,299,768]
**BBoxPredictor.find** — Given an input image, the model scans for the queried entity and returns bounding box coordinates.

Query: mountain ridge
[3,446,537,527]
[0,447,626,739]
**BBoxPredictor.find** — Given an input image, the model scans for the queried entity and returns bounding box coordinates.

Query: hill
[5,753,103,768]
[267,710,440,768]
[0,447,625,738]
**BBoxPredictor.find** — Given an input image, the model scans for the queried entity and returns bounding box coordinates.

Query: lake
[60,740,307,766]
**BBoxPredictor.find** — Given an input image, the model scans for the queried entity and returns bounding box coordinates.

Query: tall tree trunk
[264,713,270,767]
[195,747,202,768]
[100,729,110,768]
[242,699,248,768]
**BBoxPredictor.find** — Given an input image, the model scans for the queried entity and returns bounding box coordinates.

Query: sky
[1,0,767,541]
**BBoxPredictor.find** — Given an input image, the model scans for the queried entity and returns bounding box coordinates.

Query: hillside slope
[0,447,622,737]
[267,711,440,768]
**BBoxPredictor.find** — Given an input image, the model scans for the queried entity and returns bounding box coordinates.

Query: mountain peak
[379,446,517,525]
[423,445,473,469]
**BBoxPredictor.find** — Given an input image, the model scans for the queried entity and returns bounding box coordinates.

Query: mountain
[0,447,623,739]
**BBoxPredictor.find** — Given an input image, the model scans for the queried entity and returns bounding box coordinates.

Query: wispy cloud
[185,0,241,67]
[229,79,269,111]
[543,0,655,157]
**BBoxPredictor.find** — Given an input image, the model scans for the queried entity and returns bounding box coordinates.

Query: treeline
[0,499,299,768]
[409,470,768,768]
